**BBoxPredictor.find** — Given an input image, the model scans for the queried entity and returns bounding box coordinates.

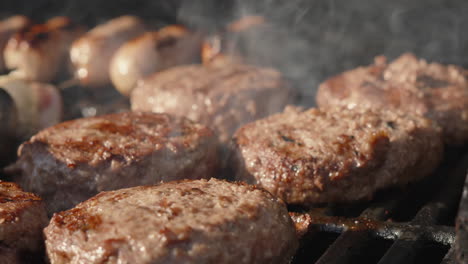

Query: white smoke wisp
[176,0,468,108]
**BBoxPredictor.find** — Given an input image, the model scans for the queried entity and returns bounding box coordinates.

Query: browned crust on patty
[20,111,214,165]
[0,181,48,253]
[231,106,443,206]
[9,112,220,214]
[130,63,294,143]
[317,53,468,145]
[44,178,298,264]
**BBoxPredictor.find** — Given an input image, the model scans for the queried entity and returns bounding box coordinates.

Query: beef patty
[0,181,48,260]
[8,111,219,214]
[231,106,443,206]
[130,62,294,143]
[44,178,298,264]
[317,53,468,145]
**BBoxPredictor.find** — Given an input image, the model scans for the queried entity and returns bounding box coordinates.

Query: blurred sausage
[0,75,62,138]
[109,25,201,96]
[202,15,265,65]
[0,15,31,73]
[4,16,84,82]
[201,35,242,67]
[70,15,146,88]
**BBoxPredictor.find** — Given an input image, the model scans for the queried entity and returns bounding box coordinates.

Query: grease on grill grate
[293,148,468,264]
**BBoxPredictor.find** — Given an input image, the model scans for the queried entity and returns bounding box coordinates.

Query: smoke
[176,0,468,107]
[177,0,317,106]
[0,0,467,108]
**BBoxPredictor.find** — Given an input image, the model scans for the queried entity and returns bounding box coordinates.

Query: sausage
[0,75,62,139]
[70,16,146,88]
[109,25,201,96]
[4,16,83,82]
[0,15,31,73]
[201,15,265,66]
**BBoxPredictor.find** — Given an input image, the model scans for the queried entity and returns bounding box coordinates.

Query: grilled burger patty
[8,111,219,214]
[317,53,468,145]
[130,62,294,143]
[44,178,298,264]
[0,181,48,260]
[231,106,443,206]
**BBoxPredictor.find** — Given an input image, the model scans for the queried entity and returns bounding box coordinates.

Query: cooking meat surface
[0,181,48,260]
[0,15,31,73]
[8,111,219,214]
[231,106,443,206]
[289,212,312,238]
[70,15,146,88]
[131,63,294,143]
[110,25,201,96]
[4,16,84,82]
[44,178,298,264]
[317,53,468,145]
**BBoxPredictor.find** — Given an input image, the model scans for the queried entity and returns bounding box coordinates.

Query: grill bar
[313,200,399,264]
[378,239,421,264]
[294,148,468,264]
[455,174,468,263]
[314,231,371,264]
[441,247,457,264]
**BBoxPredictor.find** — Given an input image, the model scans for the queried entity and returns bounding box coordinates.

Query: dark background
[1,0,468,106]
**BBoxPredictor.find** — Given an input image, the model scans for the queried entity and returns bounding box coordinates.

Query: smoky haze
[177,0,468,107]
[1,0,468,107]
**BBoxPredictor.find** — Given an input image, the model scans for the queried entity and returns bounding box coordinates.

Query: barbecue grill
[293,147,468,264]
[0,0,467,263]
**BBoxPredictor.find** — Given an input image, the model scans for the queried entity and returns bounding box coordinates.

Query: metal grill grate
[455,172,468,263]
[293,148,468,264]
